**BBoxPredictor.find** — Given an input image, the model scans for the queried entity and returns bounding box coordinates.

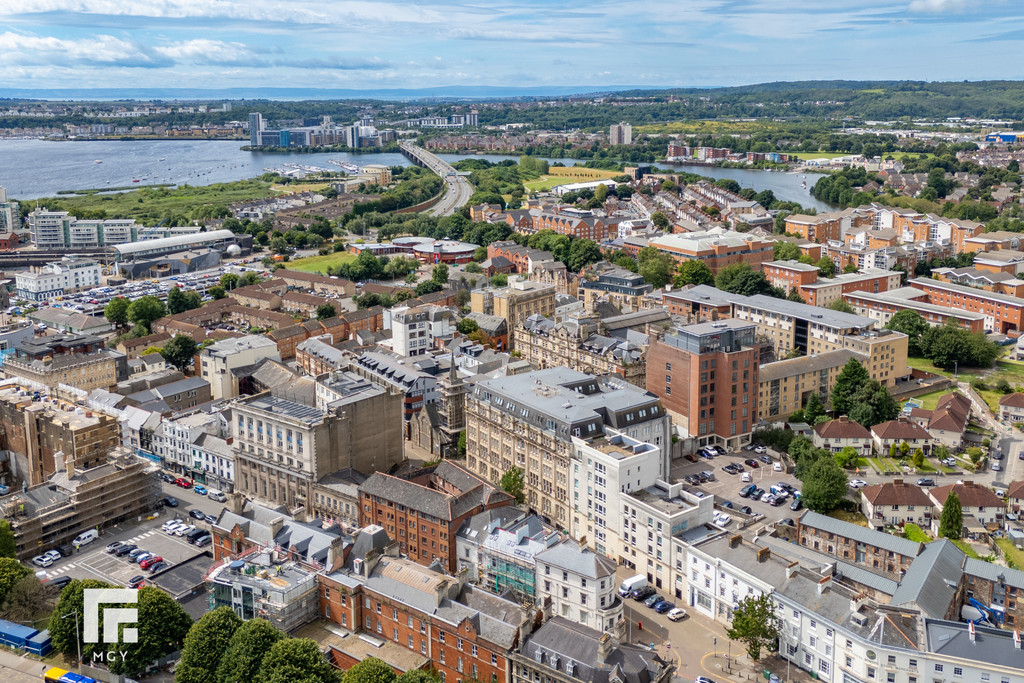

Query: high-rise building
[0,186,17,236]
[467,110,479,127]
[646,319,760,450]
[609,122,632,145]
[248,112,264,146]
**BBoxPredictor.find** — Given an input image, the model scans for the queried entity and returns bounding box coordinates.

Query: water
[660,162,833,212]
[0,139,825,209]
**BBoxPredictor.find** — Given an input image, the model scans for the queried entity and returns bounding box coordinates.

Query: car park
[667,607,688,621]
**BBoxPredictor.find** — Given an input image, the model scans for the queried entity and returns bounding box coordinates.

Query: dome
[225,244,242,256]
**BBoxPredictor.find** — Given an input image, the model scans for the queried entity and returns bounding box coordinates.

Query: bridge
[398,142,474,217]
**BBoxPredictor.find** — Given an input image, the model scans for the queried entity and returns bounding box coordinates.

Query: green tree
[395,671,440,683]
[848,379,900,428]
[104,296,130,328]
[715,263,775,297]
[176,607,242,683]
[457,318,479,335]
[239,272,262,287]
[899,441,911,457]
[827,298,856,314]
[209,285,227,300]
[341,657,396,683]
[726,594,780,661]
[773,241,802,261]
[835,446,858,469]
[885,309,929,357]
[567,239,603,272]
[0,520,15,558]
[257,637,339,683]
[675,260,715,287]
[490,274,508,287]
[817,256,837,278]
[0,558,31,606]
[651,211,670,230]
[167,286,187,314]
[220,273,240,290]
[500,467,526,505]
[159,334,199,372]
[637,246,675,288]
[432,264,449,285]
[912,448,925,469]
[1,574,52,623]
[831,358,870,417]
[215,618,286,683]
[183,290,203,311]
[804,392,826,424]
[316,303,338,320]
[127,295,167,332]
[800,456,849,512]
[843,263,859,273]
[457,430,467,456]
[939,492,963,539]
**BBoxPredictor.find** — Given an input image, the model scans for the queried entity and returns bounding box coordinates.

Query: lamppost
[61,609,81,672]
[713,636,717,658]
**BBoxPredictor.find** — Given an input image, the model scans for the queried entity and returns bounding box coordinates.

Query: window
[934,664,943,673]
[953,668,962,677]
[440,632,446,643]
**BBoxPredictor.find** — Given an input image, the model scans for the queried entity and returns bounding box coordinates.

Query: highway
[398,142,474,216]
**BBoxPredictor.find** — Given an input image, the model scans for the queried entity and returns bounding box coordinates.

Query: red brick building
[909,277,1024,334]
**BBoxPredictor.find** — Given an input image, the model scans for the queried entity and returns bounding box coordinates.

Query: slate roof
[815,417,871,440]
[889,539,964,619]
[926,620,1024,670]
[535,540,617,580]
[861,480,934,508]
[360,463,510,522]
[799,510,922,557]
[930,481,1005,509]
[871,417,933,441]
[999,393,1024,409]
[215,500,344,566]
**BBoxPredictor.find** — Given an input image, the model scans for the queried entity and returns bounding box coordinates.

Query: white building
[389,305,455,358]
[27,210,141,249]
[15,257,102,301]
[191,432,234,492]
[535,538,622,632]
[0,186,18,236]
[610,122,633,146]
[199,335,281,401]
[156,410,225,476]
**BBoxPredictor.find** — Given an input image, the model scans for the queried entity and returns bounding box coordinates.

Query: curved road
[399,142,474,216]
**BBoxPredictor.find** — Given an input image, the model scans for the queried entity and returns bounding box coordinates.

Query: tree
[127,295,167,333]
[939,492,963,539]
[715,263,774,297]
[651,211,670,230]
[342,657,396,683]
[726,594,780,661]
[176,607,242,683]
[912,448,925,469]
[415,280,443,296]
[183,290,202,311]
[0,558,31,606]
[209,285,227,300]
[316,303,337,320]
[835,446,858,469]
[257,637,339,683]
[160,334,199,371]
[804,392,826,425]
[885,309,928,356]
[827,298,856,314]
[567,239,603,272]
[847,379,900,428]
[816,256,837,278]
[490,274,507,287]
[0,521,15,558]
[1,574,52,623]
[831,358,870,418]
[432,264,449,285]
[773,241,802,261]
[675,260,715,287]
[219,273,239,291]
[167,286,187,314]
[239,271,262,287]
[637,246,675,288]
[457,430,467,456]
[457,318,479,335]
[800,457,849,513]
[215,618,285,683]
[104,297,130,328]
[395,671,441,683]
[843,263,859,274]
[500,467,526,505]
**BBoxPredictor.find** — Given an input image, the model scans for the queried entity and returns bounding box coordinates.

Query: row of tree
[885,312,1000,369]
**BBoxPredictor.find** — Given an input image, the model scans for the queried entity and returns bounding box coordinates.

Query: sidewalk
[0,646,55,682]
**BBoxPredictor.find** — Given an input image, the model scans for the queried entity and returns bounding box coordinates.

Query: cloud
[907,0,969,13]
[0,31,170,67]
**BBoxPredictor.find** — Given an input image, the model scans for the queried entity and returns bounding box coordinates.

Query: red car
[139,555,163,570]
[175,478,192,488]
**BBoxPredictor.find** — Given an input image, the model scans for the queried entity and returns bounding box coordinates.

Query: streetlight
[61,609,81,672]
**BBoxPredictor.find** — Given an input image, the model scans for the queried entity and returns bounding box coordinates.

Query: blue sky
[0,0,1021,92]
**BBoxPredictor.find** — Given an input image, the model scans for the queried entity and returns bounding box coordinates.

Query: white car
[162,519,184,532]
[773,461,783,472]
[849,479,868,489]
[43,550,62,563]
[760,492,775,504]
[175,524,196,536]
[754,446,766,454]
[667,607,688,621]
[32,555,54,568]
[714,514,733,527]
[166,523,189,535]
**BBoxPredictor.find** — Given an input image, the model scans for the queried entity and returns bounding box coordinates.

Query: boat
[93,160,102,164]
[158,157,166,161]
[132,179,140,183]
[801,181,807,189]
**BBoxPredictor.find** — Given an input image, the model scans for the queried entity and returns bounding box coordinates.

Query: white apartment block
[390,305,455,358]
[155,410,225,475]
[535,539,622,632]
[199,335,281,400]
[28,210,141,249]
[15,257,102,301]
[0,186,17,235]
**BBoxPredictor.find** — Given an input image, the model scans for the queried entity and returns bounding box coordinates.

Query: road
[398,142,474,216]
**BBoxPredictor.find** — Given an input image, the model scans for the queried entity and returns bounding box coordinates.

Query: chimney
[786,562,799,579]
[63,451,74,479]
[818,575,832,594]
[326,534,347,573]
[597,632,614,661]
[758,547,771,563]
[850,592,870,613]
[729,534,743,548]
[519,602,537,641]
[893,479,903,487]
[228,491,246,514]
[268,516,285,539]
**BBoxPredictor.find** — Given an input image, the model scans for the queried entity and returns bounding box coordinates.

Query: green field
[789,152,851,160]
[284,251,357,274]
[996,538,1024,570]
[906,389,947,411]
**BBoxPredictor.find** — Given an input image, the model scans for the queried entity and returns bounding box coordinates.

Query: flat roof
[911,277,1024,306]
[741,294,875,329]
[113,229,235,255]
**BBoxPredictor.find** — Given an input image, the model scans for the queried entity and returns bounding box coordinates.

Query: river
[0,139,831,211]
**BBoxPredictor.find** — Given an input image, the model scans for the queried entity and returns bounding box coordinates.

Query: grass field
[636,120,778,135]
[789,152,851,160]
[523,167,620,192]
[996,538,1024,570]
[284,251,357,274]
[271,182,330,194]
[907,389,948,411]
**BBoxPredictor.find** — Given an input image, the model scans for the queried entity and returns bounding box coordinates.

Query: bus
[43,667,98,683]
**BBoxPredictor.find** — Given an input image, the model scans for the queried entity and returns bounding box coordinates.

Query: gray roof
[759,350,858,382]
[834,561,899,595]
[238,394,323,424]
[215,500,344,567]
[535,540,617,580]
[665,284,745,307]
[799,511,922,557]
[126,376,208,403]
[518,617,665,683]
[742,294,874,329]
[926,620,1024,671]
[889,539,964,618]
[964,557,1024,591]
[359,464,508,522]
[910,277,1024,306]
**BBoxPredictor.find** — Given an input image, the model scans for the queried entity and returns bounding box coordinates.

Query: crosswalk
[46,563,76,578]
[45,530,160,578]
[124,529,158,545]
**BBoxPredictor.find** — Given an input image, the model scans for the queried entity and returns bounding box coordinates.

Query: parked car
[204,514,217,524]
[744,459,759,469]
[161,496,179,508]
[73,529,98,549]
[644,593,663,608]
[992,463,1002,471]
[917,478,936,487]
[139,556,163,570]
[655,601,676,614]
[685,475,701,485]
[195,536,213,548]
[148,561,169,573]
[32,555,54,568]
[738,485,754,498]
[667,607,688,621]
[849,479,868,489]
[193,485,207,496]
[760,492,775,504]
[188,508,206,520]
[684,454,698,463]
[739,506,753,515]
[127,575,145,589]
[175,524,196,536]
[133,552,154,565]
[46,576,73,592]
[759,455,772,464]
[750,488,764,499]
[43,550,62,563]
[162,519,183,531]
[114,544,138,557]
[106,541,125,553]
[174,478,192,488]
[790,498,803,511]
[773,461,783,471]
[754,446,766,454]
[128,548,148,560]
[720,500,733,509]
[631,586,656,601]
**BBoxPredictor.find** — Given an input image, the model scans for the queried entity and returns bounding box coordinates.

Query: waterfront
[0,139,831,210]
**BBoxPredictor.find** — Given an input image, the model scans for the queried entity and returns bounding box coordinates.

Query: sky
[0,0,1022,93]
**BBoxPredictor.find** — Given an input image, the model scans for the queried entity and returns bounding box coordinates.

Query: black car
[148,561,169,573]
[188,508,206,520]
[46,576,73,592]
[685,475,701,485]
[720,501,734,509]
[631,586,656,601]
[114,544,138,557]
[778,482,796,493]
[161,496,179,508]
[790,498,803,511]
[739,506,753,515]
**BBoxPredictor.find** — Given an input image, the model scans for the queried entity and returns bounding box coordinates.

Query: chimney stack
[757,547,771,563]
[818,575,832,595]
[729,534,743,548]
[786,562,799,580]
[597,632,614,661]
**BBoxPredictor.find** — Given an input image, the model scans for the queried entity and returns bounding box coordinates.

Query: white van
[73,529,98,549]
[207,489,227,503]
[618,574,647,597]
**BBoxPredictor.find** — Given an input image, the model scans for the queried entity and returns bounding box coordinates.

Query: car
[996,488,1006,498]
[133,552,154,565]
[32,555,54,568]
[114,544,138,557]
[46,576,73,592]
[992,463,1002,471]
[175,524,196,536]
[751,487,765,499]
[759,455,772,464]
[195,535,213,548]
[148,561,169,573]
[189,508,206,520]
[204,514,217,524]
[739,506,753,515]
[43,549,62,562]
[667,607,688,621]
[696,678,718,683]
[790,498,803,511]
[698,471,713,483]
[165,523,188,535]
[714,514,733,526]
[161,496,179,508]
[700,450,715,460]
[685,475,701,485]
[106,541,125,553]
[778,482,796,493]
[744,459,759,468]
[684,454,698,463]
[992,451,1004,461]
[722,465,739,475]
[655,601,676,614]
[127,575,145,589]
[139,556,163,570]
[644,593,663,608]
[760,492,775,504]
[917,478,936,487]
[193,485,208,496]
[162,519,184,531]
[849,479,868,489]
[128,547,148,560]
[73,529,97,548]
[631,586,656,601]
[720,500,734,509]
[175,478,192,488]
[190,534,212,546]
[754,446,767,454]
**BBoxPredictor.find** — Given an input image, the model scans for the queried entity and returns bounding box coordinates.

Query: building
[3,349,123,392]
[797,269,903,308]
[112,229,247,263]
[839,329,909,388]
[465,368,671,528]
[646,229,774,274]
[844,287,988,332]
[813,416,873,456]
[578,269,653,313]
[210,496,346,566]
[471,278,556,349]
[609,122,633,145]
[860,479,935,530]
[646,320,759,449]
[391,305,455,358]
[763,260,820,295]
[797,510,922,580]
[929,481,1006,537]
[199,335,282,401]
[207,558,320,633]
[511,618,674,683]
[731,294,877,358]
[358,461,514,573]
[233,372,404,511]
[351,351,439,435]
[908,392,971,448]
[15,257,102,302]
[26,210,144,249]
[871,417,935,456]
[784,213,842,243]
[124,376,211,414]
[909,277,1024,334]
[516,314,646,386]
[757,350,858,421]
[535,539,622,632]
[999,393,1024,422]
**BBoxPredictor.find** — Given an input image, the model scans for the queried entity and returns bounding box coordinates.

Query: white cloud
[0,31,165,67]
[908,0,969,13]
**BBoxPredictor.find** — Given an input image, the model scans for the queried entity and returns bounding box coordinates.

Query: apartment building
[840,329,909,388]
[784,213,842,244]
[844,287,988,332]
[578,269,653,313]
[208,558,320,633]
[757,350,858,421]
[233,372,403,511]
[646,229,774,274]
[4,349,123,392]
[798,269,903,308]
[456,509,558,599]
[517,314,646,387]
[358,461,513,573]
[535,539,622,632]
[27,210,142,249]
[931,267,1024,298]
[391,305,455,358]
[731,294,876,357]
[15,257,102,302]
[909,277,1024,334]
[763,260,820,295]
[646,320,759,449]
[471,278,556,348]
[974,249,1024,276]
[465,368,671,528]
[199,335,282,400]
[351,351,438,433]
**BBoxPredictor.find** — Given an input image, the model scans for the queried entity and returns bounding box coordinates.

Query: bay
[0,139,828,210]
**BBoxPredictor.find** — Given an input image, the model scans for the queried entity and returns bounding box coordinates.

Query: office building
[647,229,774,274]
[391,305,455,358]
[471,278,557,349]
[199,335,281,401]
[516,314,646,387]
[535,539,622,632]
[647,320,759,449]
[248,112,264,147]
[757,350,858,421]
[15,257,101,302]
[0,186,19,237]
[578,268,653,313]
